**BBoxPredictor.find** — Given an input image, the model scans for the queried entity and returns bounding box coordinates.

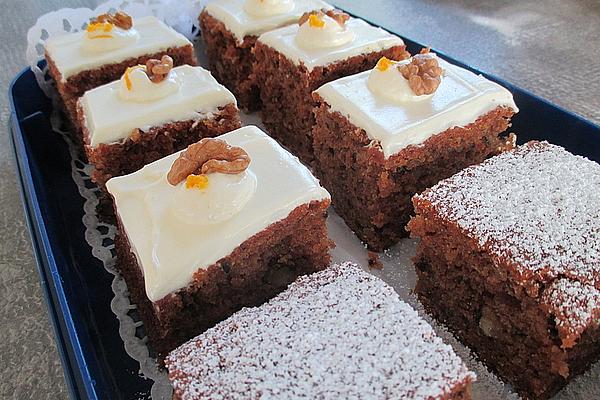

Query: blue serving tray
[9,30,600,400]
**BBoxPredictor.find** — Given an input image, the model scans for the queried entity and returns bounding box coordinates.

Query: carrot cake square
[78,60,240,188]
[313,52,518,250]
[106,125,332,358]
[408,141,600,399]
[199,0,331,112]
[254,10,408,165]
[166,262,475,400]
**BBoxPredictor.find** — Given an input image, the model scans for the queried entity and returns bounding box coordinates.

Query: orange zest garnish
[89,34,113,39]
[87,21,114,33]
[185,174,209,190]
[124,67,134,91]
[308,14,325,28]
[375,57,395,72]
[123,66,144,91]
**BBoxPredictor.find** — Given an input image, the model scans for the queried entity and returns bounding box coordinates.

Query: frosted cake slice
[106,126,332,358]
[313,51,518,250]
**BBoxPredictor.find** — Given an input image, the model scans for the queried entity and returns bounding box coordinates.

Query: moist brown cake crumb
[368,251,383,270]
[199,10,260,112]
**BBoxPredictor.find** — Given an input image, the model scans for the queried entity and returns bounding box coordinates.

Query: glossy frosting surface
[258,17,404,70]
[106,126,330,302]
[82,24,140,53]
[204,0,331,42]
[80,65,236,147]
[315,58,518,158]
[45,16,191,80]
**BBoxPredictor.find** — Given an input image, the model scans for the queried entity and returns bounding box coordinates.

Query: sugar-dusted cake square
[408,141,600,399]
[255,11,408,165]
[313,52,518,251]
[199,0,331,112]
[106,126,332,358]
[78,62,241,188]
[166,262,475,400]
[45,12,196,127]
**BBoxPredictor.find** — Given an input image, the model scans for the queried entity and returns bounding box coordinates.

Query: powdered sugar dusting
[166,262,474,399]
[542,278,600,347]
[417,141,600,289]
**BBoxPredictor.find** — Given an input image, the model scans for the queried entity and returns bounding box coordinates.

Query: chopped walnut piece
[145,55,174,83]
[298,11,311,26]
[299,8,350,27]
[167,138,251,186]
[92,11,133,30]
[324,9,350,26]
[130,128,142,142]
[397,49,443,96]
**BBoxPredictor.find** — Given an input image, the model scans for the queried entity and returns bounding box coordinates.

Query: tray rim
[7,19,600,400]
[9,108,96,399]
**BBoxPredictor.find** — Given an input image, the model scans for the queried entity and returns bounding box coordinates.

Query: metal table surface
[0,0,598,399]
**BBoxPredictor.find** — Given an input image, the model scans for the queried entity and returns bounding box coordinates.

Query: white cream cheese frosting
[244,0,295,17]
[45,16,191,81]
[295,13,355,49]
[315,58,518,158]
[80,65,236,147]
[204,0,332,43]
[117,65,179,102]
[82,22,140,53]
[258,18,404,71]
[105,126,331,302]
[367,56,435,103]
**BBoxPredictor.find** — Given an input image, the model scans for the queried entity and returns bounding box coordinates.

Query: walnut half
[92,11,133,30]
[145,55,174,83]
[397,48,443,96]
[167,138,251,186]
